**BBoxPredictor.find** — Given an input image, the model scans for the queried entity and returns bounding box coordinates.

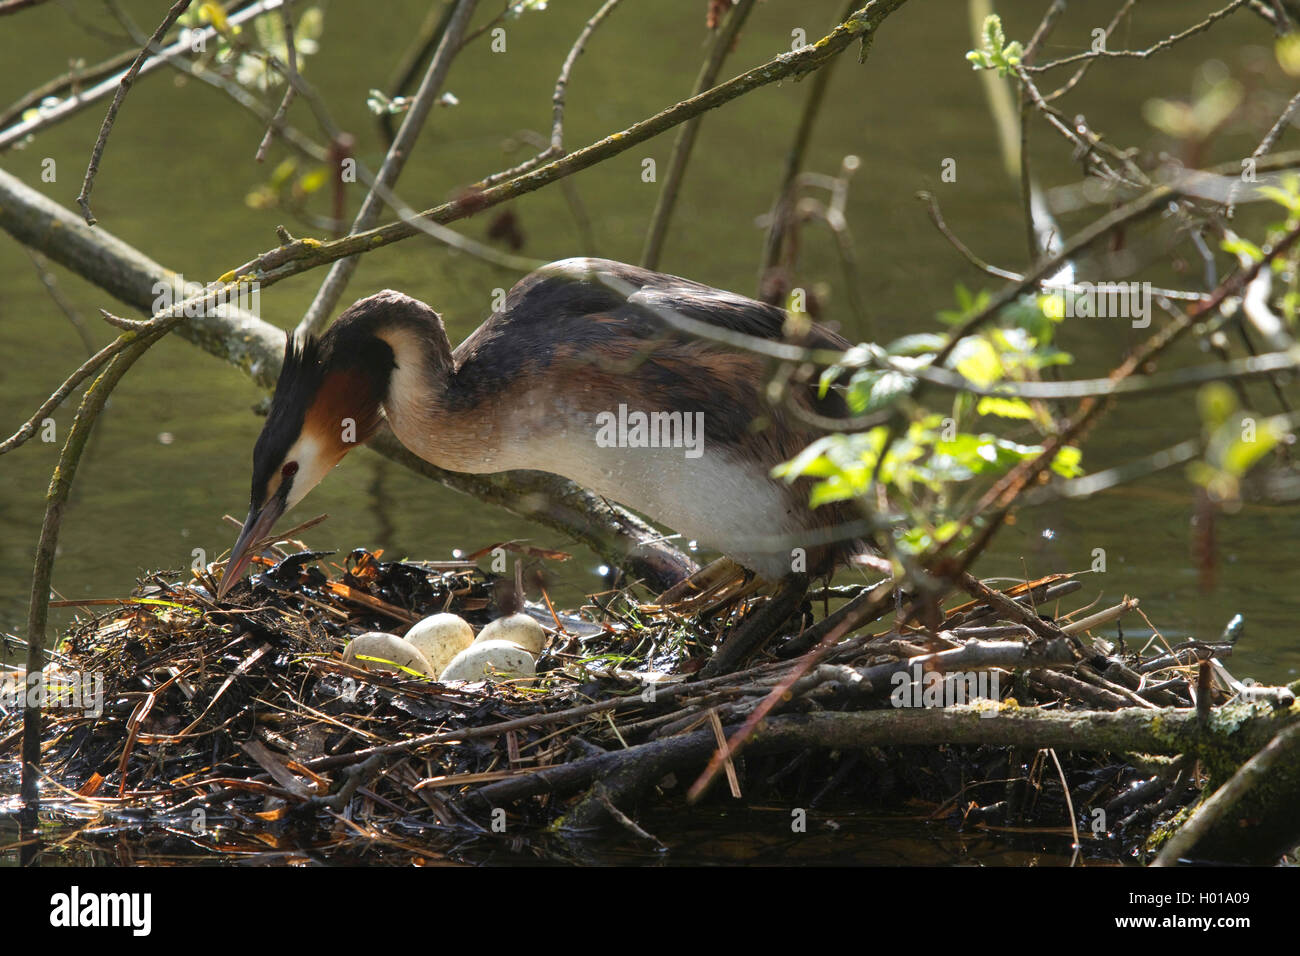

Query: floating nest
[1,542,1292,865]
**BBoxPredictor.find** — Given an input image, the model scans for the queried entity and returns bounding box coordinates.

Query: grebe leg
[651,556,749,607]
[697,572,810,678]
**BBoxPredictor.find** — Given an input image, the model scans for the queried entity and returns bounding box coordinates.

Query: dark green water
[1,0,1298,859]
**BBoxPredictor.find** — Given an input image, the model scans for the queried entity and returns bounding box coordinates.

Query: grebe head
[216,308,397,599]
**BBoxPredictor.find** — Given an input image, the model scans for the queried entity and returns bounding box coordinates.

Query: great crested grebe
[216,258,862,606]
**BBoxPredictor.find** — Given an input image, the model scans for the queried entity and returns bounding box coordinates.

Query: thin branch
[1044,0,1139,102]
[1014,65,1136,189]
[793,164,871,332]
[102,0,328,166]
[226,0,913,293]
[23,248,95,355]
[296,0,479,338]
[0,0,279,152]
[1047,748,1082,860]
[918,189,1201,300]
[0,345,117,456]
[0,47,137,130]
[477,0,625,189]
[75,0,194,224]
[758,0,859,294]
[640,0,756,269]
[498,129,600,253]
[1024,0,1251,73]
[379,1,456,146]
[256,0,300,162]
[105,0,329,165]
[1017,0,1066,262]
[1255,87,1300,159]
[1226,86,1300,217]
[98,307,151,331]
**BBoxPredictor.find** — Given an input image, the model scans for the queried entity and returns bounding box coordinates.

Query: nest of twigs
[1,541,1286,865]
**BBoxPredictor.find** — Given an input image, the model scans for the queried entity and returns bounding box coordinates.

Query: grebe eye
[282,462,299,478]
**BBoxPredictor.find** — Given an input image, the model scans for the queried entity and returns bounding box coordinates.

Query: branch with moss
[470,700,1300,831]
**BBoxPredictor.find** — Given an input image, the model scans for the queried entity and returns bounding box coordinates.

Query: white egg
[403,612,474,675]
[473,613,547,656]
[343,632,435,677]
[439,639,537,684]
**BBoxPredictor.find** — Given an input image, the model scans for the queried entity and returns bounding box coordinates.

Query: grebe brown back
[216,257,862,600]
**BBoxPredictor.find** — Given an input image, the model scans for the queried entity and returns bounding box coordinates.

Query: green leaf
[966,15,1023,76]
[953,337,1002,388]
[887,333,946,356]
[269,158,297,189]
[298,167,328,193]
[1220,416,1284,476]
[1197,383,1237,431]
[1221,235,1264,262]
[1050,445,1084,478]
[976,396,1035,419]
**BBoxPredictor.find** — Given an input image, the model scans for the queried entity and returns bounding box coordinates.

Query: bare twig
[75,0,194,224]
[1044,0,1138,102]
[296,0,479,337]
[915,189,1202,300]
[640,0,756,269]
[1047,748,1081,861]
[0,47,138,130]
[0,345,117,456]
[0,1,278,151]
[477,0,626,190]
[256,0,300,162]
[1255,88,1300,158]
[23,249,95,355]
[758,0,860,294]
[1226,87,1300,217]
[1024,0,1251,73]
[107,0,329,164]
[378,1,456,145]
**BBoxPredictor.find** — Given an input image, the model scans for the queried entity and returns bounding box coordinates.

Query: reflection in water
[1,804,1101,868]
